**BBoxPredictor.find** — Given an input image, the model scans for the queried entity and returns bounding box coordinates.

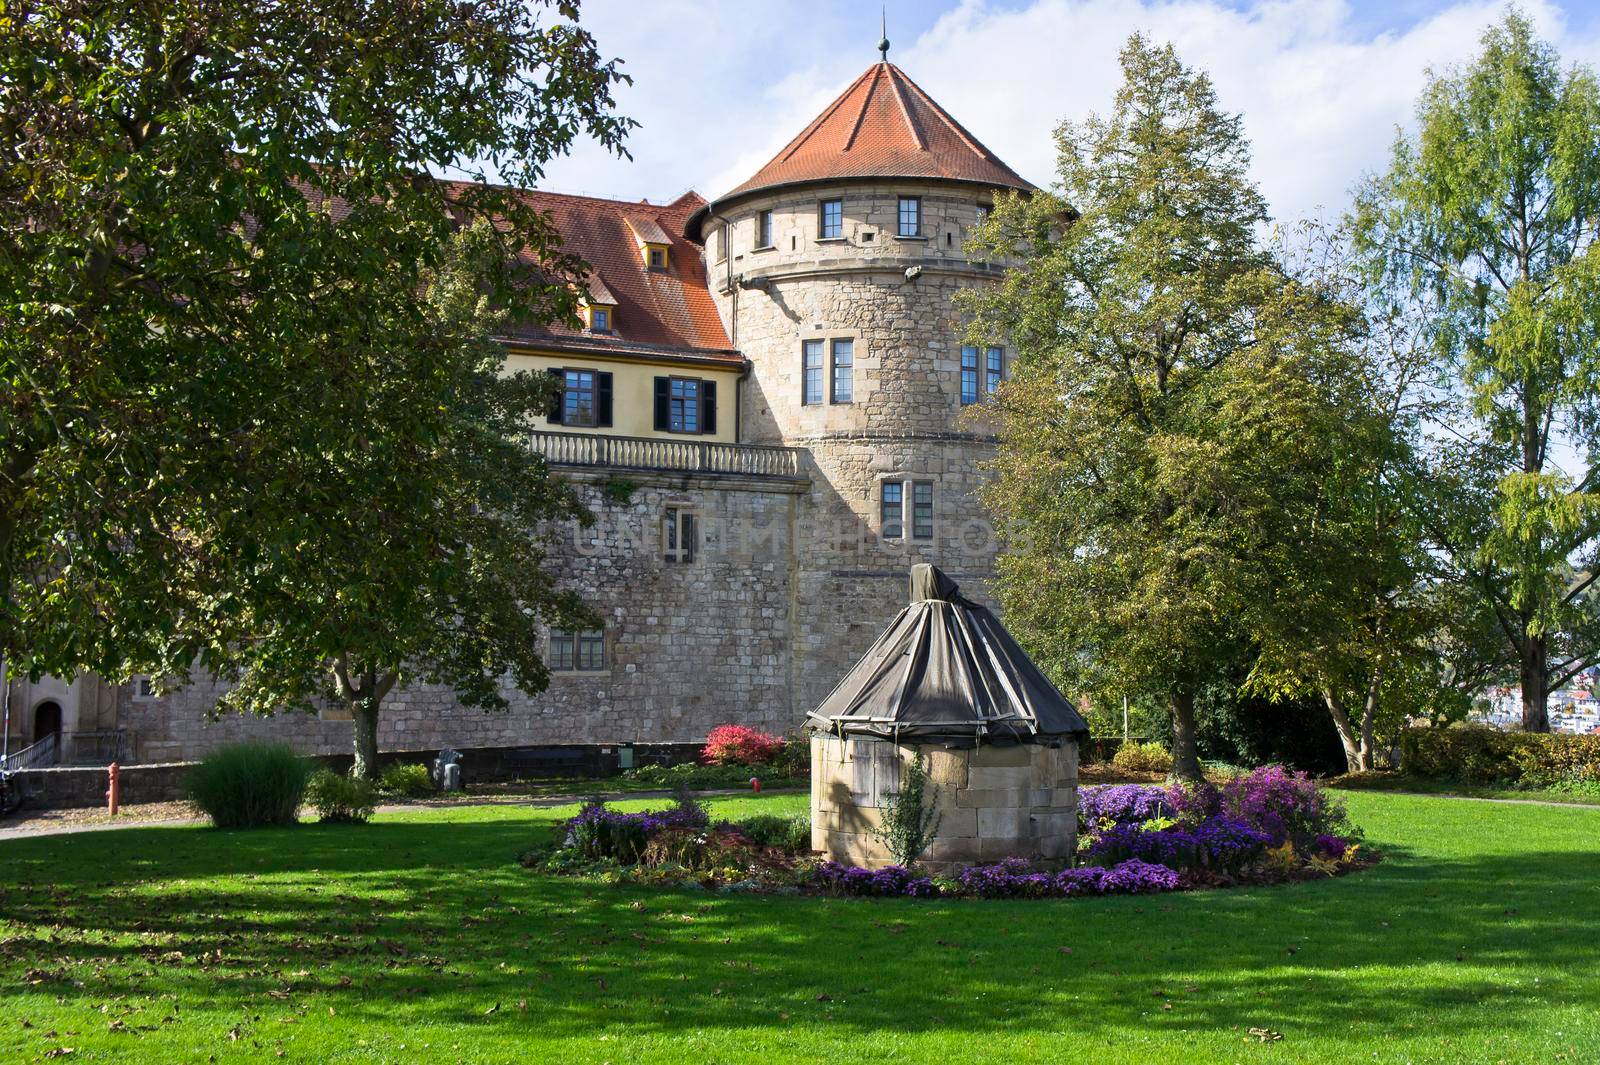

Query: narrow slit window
[911,481,934,541]
[664,507,698,564]
[831,338,854,403]
[803,340,825,405]
[986,346,1004,395]
[881,482,904,540]
[960,346,980,405]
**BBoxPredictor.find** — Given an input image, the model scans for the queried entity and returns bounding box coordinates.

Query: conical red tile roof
[718,61,1033,202]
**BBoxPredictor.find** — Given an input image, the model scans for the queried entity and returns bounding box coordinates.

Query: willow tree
[1352,9,1600,732]
[964,35,1383,780]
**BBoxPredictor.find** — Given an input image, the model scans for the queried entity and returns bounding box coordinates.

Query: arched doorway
[32,700,62,750]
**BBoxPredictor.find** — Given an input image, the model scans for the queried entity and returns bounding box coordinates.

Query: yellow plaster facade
[503,347,742,443]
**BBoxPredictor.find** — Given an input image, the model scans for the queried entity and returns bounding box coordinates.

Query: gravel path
[0,787,798,841]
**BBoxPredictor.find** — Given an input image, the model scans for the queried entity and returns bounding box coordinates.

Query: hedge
[1400,727,1600,785]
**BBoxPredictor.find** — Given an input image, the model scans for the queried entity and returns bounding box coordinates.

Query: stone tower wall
[702,181,1013,713]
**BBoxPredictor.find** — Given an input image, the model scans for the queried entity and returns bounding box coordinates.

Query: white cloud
[535,0,1600,226]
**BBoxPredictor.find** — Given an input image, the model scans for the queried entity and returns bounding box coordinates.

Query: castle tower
[689,52,1034,716]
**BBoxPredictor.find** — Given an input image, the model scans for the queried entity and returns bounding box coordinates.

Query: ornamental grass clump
[185,742,311,829]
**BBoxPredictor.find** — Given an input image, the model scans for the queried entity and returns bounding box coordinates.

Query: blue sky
[527,0,1600,227]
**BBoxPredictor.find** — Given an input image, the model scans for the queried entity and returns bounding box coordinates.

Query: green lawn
[1332,770,1600,806]
[2,792,1597,1064]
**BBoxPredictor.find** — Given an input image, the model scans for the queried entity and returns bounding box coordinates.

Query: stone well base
[809,734,1078,875]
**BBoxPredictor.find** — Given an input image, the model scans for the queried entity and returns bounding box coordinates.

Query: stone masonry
[704,181,1014,717]
[810,734,1080,875]
[119,470,808,761]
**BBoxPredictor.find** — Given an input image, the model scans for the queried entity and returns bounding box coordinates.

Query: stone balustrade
[529,430,806,480]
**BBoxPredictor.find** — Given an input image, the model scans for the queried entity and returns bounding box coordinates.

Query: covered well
[807,564,1088,873]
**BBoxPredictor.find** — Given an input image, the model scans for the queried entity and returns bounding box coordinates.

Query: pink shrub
[702,724,784,766]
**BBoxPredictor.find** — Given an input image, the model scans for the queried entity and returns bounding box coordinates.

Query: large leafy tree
[2,1,628,767]
[1248,232,1503,772]
[964,36,1385,781]
[189,223,596,777]
[1351,9,1600,732]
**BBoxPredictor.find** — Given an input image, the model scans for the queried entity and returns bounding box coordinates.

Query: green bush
[378,762,436,798]
[1112,740,1174,774]
[770,736,811,779]
[623,761,798,790]
[306,769,378,823]
[733,813,812,852]
[1400,727,1600,786]
[186,743,310,828]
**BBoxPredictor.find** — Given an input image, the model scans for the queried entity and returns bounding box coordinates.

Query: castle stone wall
[120,470,807,762]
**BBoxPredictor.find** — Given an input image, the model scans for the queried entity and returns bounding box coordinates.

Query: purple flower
[1315,834,1348,858]
[1098,859,1181,893]
[562,797,709,860]
[816,861,936,897]
[1219,765,1349,847]
[1078,784,1171,826]
[1082,814,1269,869]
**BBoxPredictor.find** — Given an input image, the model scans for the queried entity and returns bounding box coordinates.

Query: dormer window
[624,216,673,272]
[584,303,615,334]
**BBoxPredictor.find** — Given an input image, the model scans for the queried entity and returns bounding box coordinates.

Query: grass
[2,792,1598,1063]
[1333,770,1600,806]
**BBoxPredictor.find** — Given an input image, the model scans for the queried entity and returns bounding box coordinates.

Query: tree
[0,1,630,696]
[963,35,1381,781]
[1351,9,1600,732]
[1246,227,1493,773]
[183,223,597,777]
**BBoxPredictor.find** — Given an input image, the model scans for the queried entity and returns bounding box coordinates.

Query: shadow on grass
[1,804,1597,1047]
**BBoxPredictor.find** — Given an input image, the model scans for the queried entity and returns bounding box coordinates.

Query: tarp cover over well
[807,564,1089,745]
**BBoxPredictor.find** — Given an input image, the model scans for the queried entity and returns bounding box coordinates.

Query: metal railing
[1,730,126,771]
[530,430,806,479]
[2,734,59,772]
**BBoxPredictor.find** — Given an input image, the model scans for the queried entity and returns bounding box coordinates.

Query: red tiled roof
[717,61,1033,203]
[497,188,734,360]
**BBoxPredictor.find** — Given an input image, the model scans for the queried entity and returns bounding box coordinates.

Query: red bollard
[750,776,761,793]
[107,762,120,817]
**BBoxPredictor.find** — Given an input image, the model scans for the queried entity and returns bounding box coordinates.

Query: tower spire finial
[878,6,889,60]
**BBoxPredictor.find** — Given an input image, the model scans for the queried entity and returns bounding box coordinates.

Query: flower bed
[1074,765,1371,885]
[523,764,1375,898]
